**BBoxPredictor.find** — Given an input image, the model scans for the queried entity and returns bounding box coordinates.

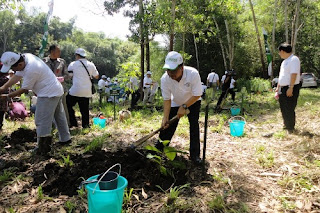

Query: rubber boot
[36,136,52,155]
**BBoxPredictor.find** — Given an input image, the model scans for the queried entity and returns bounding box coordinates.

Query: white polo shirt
[143,76,152,88]
[15,53,63,98]
[207,72,219,83]
[278,54,301,86]
[161,66,202,107]
[98,79,106,89]
[130,76,139,90]
[68,59,99,98]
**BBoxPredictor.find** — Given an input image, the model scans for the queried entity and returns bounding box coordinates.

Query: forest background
[0,0,319,85]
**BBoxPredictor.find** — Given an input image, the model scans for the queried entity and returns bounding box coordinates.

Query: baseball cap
[107,77,111,81]
[146,71,152,75]
[75,48,86,57]
[1,52,20,73]
[101,75,107,79]
[163,51,183,70]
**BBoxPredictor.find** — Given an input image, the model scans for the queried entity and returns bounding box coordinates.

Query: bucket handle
[228,116,246,123]
[92,163,121,194]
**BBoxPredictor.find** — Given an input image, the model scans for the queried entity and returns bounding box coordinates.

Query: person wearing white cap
[98,75,108,102]
[98,75,107,90]
[0,51,71,155]
[156,51,203,165]
[67,48,99,128]
[143,71,153,104]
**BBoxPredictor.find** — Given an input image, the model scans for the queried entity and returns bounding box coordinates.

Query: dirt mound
[32,149,208,197]
[7,128,36,145]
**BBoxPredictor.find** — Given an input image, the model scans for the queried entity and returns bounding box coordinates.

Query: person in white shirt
[98,75,107,90]
[143,71,153,104]
[275,43,301,132]
[206,69,220,100]
[67,48,99,128]
[156,51,203,165]
[0,52,71,155]
[130,75,140,108]
[207,69,219,86]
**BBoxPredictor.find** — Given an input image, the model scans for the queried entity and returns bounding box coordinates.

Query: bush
[236,77,271,93]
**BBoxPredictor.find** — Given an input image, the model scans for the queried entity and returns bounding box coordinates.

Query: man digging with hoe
[155,51,203,165]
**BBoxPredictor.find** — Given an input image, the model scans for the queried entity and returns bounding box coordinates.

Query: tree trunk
[146,38,150,71]
[271,0,277,79]
[213,17,228,71]
[248,0,267,78]
[139,0,145,99]
[169,0,176,51]
[182,32,185,52]
[225,20,234,69]
[193,34,200,71]
[292,0,301,53]
[284,0,289,43]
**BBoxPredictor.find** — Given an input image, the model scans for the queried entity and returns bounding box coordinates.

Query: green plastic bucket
[229,116,246,137]
[85,164,127,213]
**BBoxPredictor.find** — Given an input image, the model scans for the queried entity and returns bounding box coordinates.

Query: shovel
[130,109,190,149]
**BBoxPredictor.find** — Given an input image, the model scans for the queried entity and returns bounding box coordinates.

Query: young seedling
[145,140,187,176]
[156,183,190,205]
[65,200,76,213]
[37,185,44,201]
[57,155,74,167]
[123,188,134,206]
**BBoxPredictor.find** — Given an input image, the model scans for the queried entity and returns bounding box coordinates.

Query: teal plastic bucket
[86,175,127,213]
[93,117,99,125]
[93,117,106,129]
[230,107,241,116]
[229,116,246,137]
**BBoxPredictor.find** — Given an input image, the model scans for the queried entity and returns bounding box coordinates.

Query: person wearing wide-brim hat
[156,51,203,165]
[0,51,71,155]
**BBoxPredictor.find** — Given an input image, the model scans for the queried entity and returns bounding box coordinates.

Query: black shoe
[57,139,72,146]
[191,156,202,165]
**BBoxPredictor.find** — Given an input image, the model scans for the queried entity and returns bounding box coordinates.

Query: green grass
[273,130,286,139]
[278,174,314,192]
[0,169,15,184]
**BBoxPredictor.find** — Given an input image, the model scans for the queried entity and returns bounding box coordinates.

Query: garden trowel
[130,109,190,149]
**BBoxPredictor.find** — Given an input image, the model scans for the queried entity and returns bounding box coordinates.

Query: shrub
[237,77,271,93]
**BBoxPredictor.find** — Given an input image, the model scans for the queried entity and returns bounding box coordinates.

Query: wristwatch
[182,104,188,110]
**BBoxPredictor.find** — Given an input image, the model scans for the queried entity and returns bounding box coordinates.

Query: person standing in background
[275,43,301,133]
[206,69,220,100]
[43,44,70,125]
[129,75,140,109]
[143,71,153,105]
[67,48,99,128]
